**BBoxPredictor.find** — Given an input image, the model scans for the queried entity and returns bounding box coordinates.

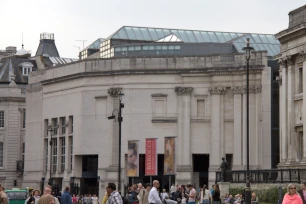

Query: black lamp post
[242,38,254,204]
[48,125,58,186]
[107,92,124,192]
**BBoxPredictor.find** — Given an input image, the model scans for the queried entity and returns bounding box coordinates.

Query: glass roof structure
[109,26,280,56]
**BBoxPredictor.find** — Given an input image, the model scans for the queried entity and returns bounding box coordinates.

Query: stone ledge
[294,93,303,101]
[151,93,167,97]
[105,165,119,172]
[177,165,192,172]
[152,118,177,123]
[190,118,210,123]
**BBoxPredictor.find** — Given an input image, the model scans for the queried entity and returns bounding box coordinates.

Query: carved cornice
[285,55,293,66]
[175,87,193,95]
[276,76,282,85]
[231,86,262,94]
[107,88,122,97]
[278,58,286,67]
[209,87,226,95]
[299,50,306,61]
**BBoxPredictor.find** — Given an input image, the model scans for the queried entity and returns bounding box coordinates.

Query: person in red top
[72,194,78,204]
[283,183,303,204]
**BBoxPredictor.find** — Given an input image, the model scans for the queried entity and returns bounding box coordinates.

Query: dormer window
[18,62,34,76]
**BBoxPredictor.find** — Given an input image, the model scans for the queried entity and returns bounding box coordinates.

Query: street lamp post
[242,38,254,204]
[48,125,58,186]
[108,92,124,192]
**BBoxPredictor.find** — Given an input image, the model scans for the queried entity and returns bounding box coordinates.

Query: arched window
[0,142,3,167]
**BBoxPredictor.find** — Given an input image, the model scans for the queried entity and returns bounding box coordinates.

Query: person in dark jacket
[298,182,306,204]
[61,187,72,204]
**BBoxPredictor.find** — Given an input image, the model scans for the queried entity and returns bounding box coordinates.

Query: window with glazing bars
[52,138,57,173]
[60,137,65,172]
[69,116,73,134]
[61,117,66,135]
[22,109,26,129]
[0,142,3,167]
[70,137,73,171]
[52,118,58,135]
[45,139,48,172]
[0,111,4,128]
[22,143,25,162]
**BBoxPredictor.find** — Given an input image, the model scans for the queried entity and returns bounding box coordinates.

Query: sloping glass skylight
[156,34,182,42]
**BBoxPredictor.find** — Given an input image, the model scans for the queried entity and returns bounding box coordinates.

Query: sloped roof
[107,26,280,56]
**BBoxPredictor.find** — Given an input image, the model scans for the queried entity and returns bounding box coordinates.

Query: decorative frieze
[175,87,193,95]
[108,88,122,97]
[209,87,226,95]
[231,86,262,94]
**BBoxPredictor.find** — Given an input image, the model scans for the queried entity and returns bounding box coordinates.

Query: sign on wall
[145,138,157,176]
[164,137,176,175]
[127,140,139,177]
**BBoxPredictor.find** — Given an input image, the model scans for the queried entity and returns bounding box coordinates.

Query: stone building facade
[276,4,306,167]
[23,51,272,195]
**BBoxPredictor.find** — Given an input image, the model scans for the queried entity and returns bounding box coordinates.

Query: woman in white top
[91,194,99,204]
[200,185,211,204]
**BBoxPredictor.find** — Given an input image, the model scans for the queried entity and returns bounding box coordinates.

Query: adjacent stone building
[276,4,306,167]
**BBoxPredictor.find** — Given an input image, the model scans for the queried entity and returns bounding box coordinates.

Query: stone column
[286,56,297,163]
[175,87,193,183]
[231,87,243,169]
[279,59,288,163]
[107,88,122,170]
[209,87,226,167]
[300,51,306,161]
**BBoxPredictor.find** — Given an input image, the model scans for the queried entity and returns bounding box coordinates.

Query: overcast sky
[1,0,305,58]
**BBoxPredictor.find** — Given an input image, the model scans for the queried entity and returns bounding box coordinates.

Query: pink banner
[145,139,157,176]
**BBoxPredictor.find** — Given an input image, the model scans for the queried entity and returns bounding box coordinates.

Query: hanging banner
[145,138,157,176]
[164,137,176,175]
[127,140,139,177]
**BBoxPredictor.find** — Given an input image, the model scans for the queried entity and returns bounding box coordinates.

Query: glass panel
[185,31,197,42]
[229,33,238,39]
[259,34,270,43]
[239,43,245,51]
[149,45,155,50]
[132,27,144,40]
[128,46,135,51]
[135,46,141,50]
[256,43,265,51]
[251,34,262,43]
[162,29,171,36]
[215,32,226,42]
[143,45,149,50]
[237,33,244,36]
[115,47,121,52]
[208,32,219,42]
[124,27,137,40]
[156,45,161,50]
[169,45,175,50]
[266,35,277,44]
[155,29,165,39]
[234,42,243,52]
[251,43,259,51]
[121,47,127,51]
[200,32,212,42]
[116,28,129,39]
[178,30,191,42]
[273,44,280,53]
[263,44,275,56]
[148,28,159,40]
[268,44,279,55]
[222,33,232,41]
[170,30,183,41]
[162,45,168,50]
[174,45,181,50]
[193,31,205,42]
[140,28,152,41]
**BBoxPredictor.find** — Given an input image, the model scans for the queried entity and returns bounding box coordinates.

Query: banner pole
[150,176,152,185]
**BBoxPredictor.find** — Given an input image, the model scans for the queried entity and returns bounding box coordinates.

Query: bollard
[277,186,283,204]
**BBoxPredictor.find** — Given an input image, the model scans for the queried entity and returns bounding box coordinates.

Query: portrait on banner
[127,141,139,177]
[164,137,175,175]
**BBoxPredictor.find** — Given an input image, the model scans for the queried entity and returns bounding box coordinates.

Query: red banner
[145,139,157,176]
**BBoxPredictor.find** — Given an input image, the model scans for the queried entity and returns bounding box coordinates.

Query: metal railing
[216,169,306,183]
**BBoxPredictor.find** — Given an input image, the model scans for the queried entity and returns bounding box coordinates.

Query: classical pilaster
[279,58,288,164]
[231,87,243,169]
[209,87,226,168]
[286,56,297,163]
[107,88,122,169]
[175,87,193,183]
[300,51,306,162]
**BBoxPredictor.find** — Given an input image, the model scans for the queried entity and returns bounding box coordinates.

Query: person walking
[37,195,56,204]
[0,185,8,204]
[106,183,123,204]
[27,190,41,204]
[43,186,60,204]
[212,184,221,204]
[91,195,99,204]
[61,187,72,204]
[72,195,78,204]
[283,183,302,204]
[149,180,162,204]
[200,185,211,204]
[186,185,196,204]
[298,182,306,204]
